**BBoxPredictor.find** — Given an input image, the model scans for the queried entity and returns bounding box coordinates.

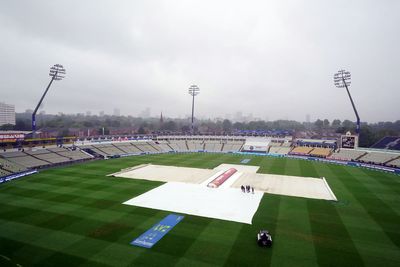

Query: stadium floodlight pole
[334,69,360,134]
[32,64,66,136]
[188,84,200,134]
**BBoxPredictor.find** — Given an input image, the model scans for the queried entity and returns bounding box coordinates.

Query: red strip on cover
[207,168,237,188]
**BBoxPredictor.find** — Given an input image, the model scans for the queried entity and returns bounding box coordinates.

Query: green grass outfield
[0,153,399,267]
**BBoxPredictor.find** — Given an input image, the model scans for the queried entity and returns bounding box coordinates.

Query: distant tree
[359,126,375,147]
[342,120,355,129]
[15,118,30,131]
[110,120,120,127]
[137,126,146,134]
[83,121,93,128]
[60,128,70,136]
[331,119,341,128]
[181,125,190,132]
[222,119,232,132]
[323,119,330,128]
[233,122,245,130]
[161,121,177,131]
[0,124,15,130]
[314,119,323,129]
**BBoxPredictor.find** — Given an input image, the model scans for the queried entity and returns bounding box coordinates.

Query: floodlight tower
[188,84,200,134]
[32,64,66,136]
[334,69,360,134]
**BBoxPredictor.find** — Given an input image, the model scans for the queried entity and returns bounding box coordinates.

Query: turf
[0,153,399,267]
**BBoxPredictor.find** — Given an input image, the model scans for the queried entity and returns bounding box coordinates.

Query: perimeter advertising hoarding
[0,133,25,143]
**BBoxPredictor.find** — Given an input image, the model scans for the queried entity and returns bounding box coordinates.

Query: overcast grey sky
[0,0,399,122]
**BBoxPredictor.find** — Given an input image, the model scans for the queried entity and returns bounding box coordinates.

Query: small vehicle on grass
[257,230,272,247]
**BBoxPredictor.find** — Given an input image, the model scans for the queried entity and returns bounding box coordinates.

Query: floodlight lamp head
[188,84,200,96]
[334,69,351,88]
[49,64,66,81]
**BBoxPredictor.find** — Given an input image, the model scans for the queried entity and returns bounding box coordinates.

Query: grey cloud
[0,0,399,122]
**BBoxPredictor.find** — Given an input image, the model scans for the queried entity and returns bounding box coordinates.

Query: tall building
[113,108,120,116]
[0,102,15,126]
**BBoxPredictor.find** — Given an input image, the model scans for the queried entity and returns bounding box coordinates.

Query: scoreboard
[341,132,358,149]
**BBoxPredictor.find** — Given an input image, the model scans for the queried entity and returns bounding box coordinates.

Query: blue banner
[131,214,184,248]
[0,170,37,184]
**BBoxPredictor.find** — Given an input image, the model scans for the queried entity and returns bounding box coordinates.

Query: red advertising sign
[0,133,25,142]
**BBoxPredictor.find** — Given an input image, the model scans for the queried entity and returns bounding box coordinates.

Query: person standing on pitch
[251,186,254,194]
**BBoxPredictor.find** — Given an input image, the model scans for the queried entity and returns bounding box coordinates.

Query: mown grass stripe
[291,161,400,266]
[223,194,281,267]
[175,218,242,266]
[349,167,400,215]
[269,159,318,266]
[1,153,399,266]
[301,160,365,267]
[327,164,400,248]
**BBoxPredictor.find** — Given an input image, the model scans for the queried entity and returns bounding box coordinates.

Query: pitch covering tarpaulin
[130,214,184,248]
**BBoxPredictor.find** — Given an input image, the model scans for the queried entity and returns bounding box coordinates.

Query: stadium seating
[6,155,49,168]
[0,158,28,173]
[186,140,202,151]
[154,141,174,152]
[93,144,125,155]
[387,158,400,168]
[357,151,399,164]
[290,146,314,155]
[51,147,92,161]
[203,141,223,152]
[0,169,11,176]
[166,141,180,151]
[172,140,189,151]
[309,148,332,157]
[1,146,93,169]
[2,151,27,158]
[371,136,400,150]
[134,142,158,153]
[269,146,291,155]
[328,149,367,161]
[221,141,244,152]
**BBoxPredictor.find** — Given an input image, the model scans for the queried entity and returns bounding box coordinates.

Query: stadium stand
[112,143,137,154]
[204,141,223,152]
[0,157,27,173]
[49,147,92,161]
[186,140,202,151]
[371,136,400,150]
[124,143,141,153]
[186,140,196,151]
[290,146,314,155]
[154,141,174,152]
[213,142,223,152]
[328,149,367,161]
[221,141,244,152]
[309,147,332,158]
[172,140,189,151]
[387,158,400,168]
[269,146,291,155]
[357,151,399,164]
[134,142,158,153]
[0,169,11,176]
[1,146,93,169]
[33,152,70,164]
[166,141,180,151]
[5,155,49,168]
[92,144,125,156]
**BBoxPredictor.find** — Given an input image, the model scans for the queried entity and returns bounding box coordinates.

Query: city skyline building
[0,102,16,126]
